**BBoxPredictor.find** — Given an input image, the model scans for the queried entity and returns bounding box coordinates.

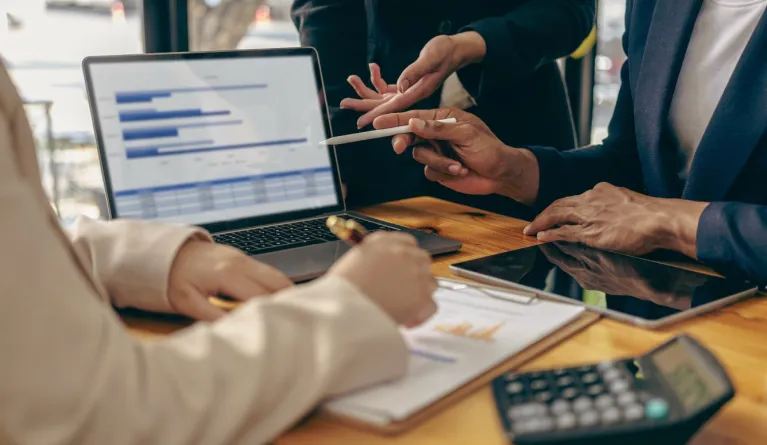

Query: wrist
[493,147,540,206]
[450,31,487,69]
[648,199,708,259]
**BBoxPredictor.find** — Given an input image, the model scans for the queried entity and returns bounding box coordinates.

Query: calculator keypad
[503,360,669,437]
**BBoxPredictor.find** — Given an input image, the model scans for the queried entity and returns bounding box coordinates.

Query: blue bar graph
[116,93,172,104]
[114,84,267,104]
[122,119,244,141]
[125,137,309,159]
[119,109,231,122]
[125,139,214,157]
[123,127,179,141]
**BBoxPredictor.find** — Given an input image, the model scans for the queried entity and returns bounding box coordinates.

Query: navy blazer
[529,0,767,284]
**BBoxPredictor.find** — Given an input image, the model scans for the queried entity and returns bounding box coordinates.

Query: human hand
[168,241,294,321]
[524,183,708,257]
[539,243,693,309]
[328,232,438,326]
[372,108,539,203]
[341,32,486,129]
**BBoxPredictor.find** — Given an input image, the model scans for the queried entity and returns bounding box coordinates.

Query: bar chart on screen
[87,54,339,225]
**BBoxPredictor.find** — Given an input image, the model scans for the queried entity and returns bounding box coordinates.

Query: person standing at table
[372,0,767,284]
[0,61,437,443]
[291,0,595,216]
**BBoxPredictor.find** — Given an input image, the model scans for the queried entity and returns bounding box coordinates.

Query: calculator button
[506,382,524,395]
[513,403,547,418]
[535,391,553,403]
[512,420,535,435]
[531,417,555,433]
[617,391,637,406]
[573,396,593,412]
[609,380,630,394]
[504,372,517,380]
[601,407,622,424]
[557,375,575,387]
[624,404,645,421]
[595,394,614,409]
[602,368,622,382]
[530,371,545,379]
[645,399,670,420]
[582,372,599,384]
[556,412,577,430]
[551,399,570,415]
[553,368,569,376]
[578,410,600,427]
[561,387,579,400]
[530,380,548,391]
[597,360,615,371]
[577,365,595,373]
[587,384,605,396]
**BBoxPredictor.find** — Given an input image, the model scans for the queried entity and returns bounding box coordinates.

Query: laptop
[82,48,461,282]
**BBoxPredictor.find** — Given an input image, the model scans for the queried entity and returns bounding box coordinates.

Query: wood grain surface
[124,197,767,444]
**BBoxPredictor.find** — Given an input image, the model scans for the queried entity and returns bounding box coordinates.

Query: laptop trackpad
[251,240,351,283]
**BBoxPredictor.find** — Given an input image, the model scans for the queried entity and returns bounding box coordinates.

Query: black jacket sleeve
[526,0,643,209]
[291,0,371,190]
[459,0,596,101]
[291,0,368,137]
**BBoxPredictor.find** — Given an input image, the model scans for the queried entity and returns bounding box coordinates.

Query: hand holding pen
[326,216,438,327]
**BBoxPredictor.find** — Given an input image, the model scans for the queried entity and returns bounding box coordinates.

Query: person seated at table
[372,0,767,284]
[291,0,595,217]
[0,63,437,443]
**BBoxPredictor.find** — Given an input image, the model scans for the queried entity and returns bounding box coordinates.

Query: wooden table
[125,197,767,444]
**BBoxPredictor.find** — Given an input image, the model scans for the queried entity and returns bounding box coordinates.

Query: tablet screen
[452,243,755,321]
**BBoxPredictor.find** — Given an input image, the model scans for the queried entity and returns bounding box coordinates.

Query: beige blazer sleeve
[0,62,407,444]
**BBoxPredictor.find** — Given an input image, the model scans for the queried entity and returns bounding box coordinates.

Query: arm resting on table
[524,0,642,208]
[696,202,767,285]
[67,217,210,313]
[0,180,406,445]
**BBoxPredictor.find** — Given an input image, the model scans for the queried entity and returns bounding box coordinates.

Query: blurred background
[0,0,625,225]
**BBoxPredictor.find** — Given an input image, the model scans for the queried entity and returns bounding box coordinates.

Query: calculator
[493,335,734,445]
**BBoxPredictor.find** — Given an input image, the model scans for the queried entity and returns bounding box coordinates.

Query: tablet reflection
[539,243,706,310]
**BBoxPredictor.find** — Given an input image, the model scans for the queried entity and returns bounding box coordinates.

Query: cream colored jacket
[0,63,406,444]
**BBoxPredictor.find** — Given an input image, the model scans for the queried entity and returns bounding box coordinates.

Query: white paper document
[324,280,585,425]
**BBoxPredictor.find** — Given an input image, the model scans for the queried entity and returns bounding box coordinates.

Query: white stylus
[319,118,457,146]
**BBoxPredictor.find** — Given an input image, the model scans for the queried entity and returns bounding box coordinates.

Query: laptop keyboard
[212,217,398,255]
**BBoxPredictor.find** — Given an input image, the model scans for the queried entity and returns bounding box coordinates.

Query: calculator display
[652,343,727,412]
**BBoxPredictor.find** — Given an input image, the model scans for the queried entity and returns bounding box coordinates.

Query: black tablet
[449,242,758,328]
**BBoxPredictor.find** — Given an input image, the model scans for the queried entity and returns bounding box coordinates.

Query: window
[1,0,143,224]
[188,0,299,51]
[591,0,627,144]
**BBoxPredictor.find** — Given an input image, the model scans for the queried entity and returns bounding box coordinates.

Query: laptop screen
[85,51,341,228]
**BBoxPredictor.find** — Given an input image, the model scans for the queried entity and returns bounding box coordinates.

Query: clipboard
[321,277,601,435]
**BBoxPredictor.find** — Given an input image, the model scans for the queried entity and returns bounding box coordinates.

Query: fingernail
[448,164,462,175]
[460,168,469,176]
[410,118,425,130]
[523,225,530,234]
[537,231,547,240]
[399,79,410,92]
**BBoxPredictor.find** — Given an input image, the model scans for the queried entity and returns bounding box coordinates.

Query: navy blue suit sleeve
[525,0,643,208]
[697,202,767,285]
[459,0,595,100]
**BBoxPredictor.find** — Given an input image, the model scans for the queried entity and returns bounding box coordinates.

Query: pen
[326,215,369,246]
[320,118,457,146]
